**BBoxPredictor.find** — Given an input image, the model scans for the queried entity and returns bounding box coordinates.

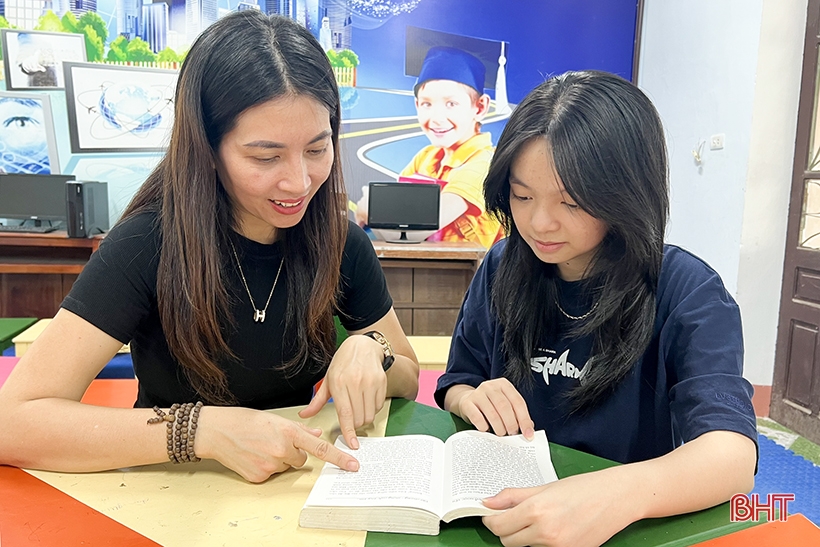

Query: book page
[442,430,558,519]
[303,434,446,517]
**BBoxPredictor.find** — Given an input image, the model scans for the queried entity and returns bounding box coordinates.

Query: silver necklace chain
[555,298,599,321]
[228,239,284,323]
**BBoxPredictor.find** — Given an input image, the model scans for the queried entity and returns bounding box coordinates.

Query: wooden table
[0,230,103,318]
[372,240,486,336]
[0,360,783,547]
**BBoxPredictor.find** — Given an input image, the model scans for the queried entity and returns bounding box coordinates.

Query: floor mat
[753,434,820,525]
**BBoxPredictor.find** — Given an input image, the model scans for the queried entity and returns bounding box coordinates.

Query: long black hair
[122,11,347,404]
[485,71,669,411]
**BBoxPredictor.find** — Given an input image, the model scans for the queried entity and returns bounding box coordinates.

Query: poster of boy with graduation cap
[356,44,504,248]
[326,0,638,247]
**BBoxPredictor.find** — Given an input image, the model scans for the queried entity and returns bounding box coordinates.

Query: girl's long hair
[485,71,669,411]
[121,11,347,404]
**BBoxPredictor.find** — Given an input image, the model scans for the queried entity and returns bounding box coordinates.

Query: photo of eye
[0,91,60,175]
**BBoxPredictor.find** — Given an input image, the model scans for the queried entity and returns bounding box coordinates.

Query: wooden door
[771,0,820,444]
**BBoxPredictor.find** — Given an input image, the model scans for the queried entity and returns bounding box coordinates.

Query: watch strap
[362,330,395,372]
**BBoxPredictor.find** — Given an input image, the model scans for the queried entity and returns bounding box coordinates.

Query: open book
[299,430,558,536]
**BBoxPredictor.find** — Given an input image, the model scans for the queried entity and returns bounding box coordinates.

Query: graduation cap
[413,46,485,95]
[405,26,505,94]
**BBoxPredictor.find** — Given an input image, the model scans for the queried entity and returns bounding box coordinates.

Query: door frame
[770,0,820,443]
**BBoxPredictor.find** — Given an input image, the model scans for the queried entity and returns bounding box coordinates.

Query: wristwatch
[362,330,395,371]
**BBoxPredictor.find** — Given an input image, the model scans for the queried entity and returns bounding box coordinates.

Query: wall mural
[0,0,640,247]
[64,61,177,152]
[0,90,60,173]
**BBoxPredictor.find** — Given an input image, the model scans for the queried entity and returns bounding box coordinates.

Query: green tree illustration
[125,37,157,63]
[81,25,104,62]
[61,11,79,34]
[77,12,108,45]
[106,35,129,63]
[157,47,180,64]
[337,49,360,68]
[326,49,359,68]
[75,12,107,62]
[34,10,62,32]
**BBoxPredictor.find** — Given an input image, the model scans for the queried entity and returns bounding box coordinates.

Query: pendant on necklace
[254,309,266,323]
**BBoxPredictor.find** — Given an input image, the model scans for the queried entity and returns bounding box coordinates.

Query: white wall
[638,0,807,385]
[638,0,763,294]
[736,0,807,385]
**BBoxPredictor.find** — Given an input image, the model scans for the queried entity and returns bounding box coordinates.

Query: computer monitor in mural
[367,181,440,244]
[1,29,87,90]
[63,61,178,153]
[0,91,60,175]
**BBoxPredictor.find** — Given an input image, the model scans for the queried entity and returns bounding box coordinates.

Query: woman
[0,11,419,483]
[435,71,757,547]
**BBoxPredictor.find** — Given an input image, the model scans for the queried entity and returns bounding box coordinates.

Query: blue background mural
[0,0,640,228]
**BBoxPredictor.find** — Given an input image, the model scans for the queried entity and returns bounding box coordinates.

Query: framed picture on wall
[1,29,87,90]
[63,61,178,153]
[0,91,61,175]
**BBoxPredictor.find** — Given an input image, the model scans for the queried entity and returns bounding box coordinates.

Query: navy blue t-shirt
[435,240,758,464]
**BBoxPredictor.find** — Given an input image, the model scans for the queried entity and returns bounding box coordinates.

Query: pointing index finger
[334,389,360,449]
[294,429,360,472]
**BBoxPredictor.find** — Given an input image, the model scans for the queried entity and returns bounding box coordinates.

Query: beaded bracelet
[148,401,204,464]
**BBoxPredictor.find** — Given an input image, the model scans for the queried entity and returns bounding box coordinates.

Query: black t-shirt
[62,212,393,409]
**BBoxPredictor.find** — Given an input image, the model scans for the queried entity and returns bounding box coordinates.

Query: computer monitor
[367,182,440,244]
[0,173,76,224]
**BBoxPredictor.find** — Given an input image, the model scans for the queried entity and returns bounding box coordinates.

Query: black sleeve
[336,221,393,331]
[61,212,161,344]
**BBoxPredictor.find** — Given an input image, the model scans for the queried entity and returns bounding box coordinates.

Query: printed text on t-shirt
[529,348,588,385]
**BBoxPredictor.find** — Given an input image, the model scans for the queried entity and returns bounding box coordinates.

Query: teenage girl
[435,70,757,547]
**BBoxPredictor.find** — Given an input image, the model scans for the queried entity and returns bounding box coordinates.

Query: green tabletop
[365,399,759,547]
[0,317,37,352]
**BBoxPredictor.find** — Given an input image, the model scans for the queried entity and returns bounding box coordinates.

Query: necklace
[555,298,598,321]
[228,240,284,323]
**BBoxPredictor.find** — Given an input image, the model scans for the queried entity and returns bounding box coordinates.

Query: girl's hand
[482,469,637,547]
[195,406,359,483]
[447,379,535,439]
[299,335,387,449]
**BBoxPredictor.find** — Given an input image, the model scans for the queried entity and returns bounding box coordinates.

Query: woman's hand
[481,469,637,547]
[445,379,535,439]
[299,334,387,449]
[195,406,359,483]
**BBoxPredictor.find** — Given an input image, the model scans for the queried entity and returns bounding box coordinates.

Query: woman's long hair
[485,71,669,411]
[121,11,347,404]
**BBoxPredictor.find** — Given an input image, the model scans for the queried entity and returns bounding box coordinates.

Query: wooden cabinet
[0,233,486,337]
[372,241,486,336]
[0,231,102,318]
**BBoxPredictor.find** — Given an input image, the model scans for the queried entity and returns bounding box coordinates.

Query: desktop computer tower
[66,181,109,238]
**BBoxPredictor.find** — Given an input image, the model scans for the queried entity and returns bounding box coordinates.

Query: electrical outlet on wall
[710,134,725,150]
